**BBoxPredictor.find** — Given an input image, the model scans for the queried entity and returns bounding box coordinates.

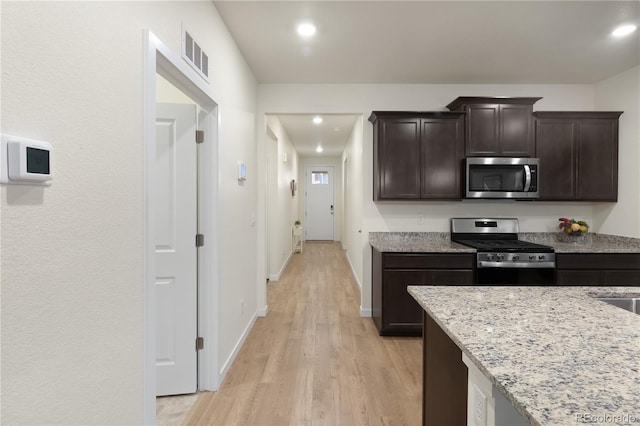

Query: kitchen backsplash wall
[369,201,593,233]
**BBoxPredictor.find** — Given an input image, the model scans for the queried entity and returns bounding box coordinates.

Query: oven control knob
[529,254,535,260]
[513,254,519,261]
[487,254,494,261]
[497,254,504,261]
[538,254,545,260]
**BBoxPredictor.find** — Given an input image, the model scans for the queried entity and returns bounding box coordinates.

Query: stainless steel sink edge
[596,297,640,315]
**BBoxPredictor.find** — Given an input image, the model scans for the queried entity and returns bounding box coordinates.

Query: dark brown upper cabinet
[369,111,465,200]
[446,97,541,157]
[534,111,622,201]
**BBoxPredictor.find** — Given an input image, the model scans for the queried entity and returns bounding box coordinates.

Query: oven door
[476,264,555,285]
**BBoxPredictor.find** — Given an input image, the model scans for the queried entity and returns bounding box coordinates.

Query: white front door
[305,166,335,240]
[155,103,198,396]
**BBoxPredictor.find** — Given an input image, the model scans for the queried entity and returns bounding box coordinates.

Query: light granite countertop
[369,232,475,253]
[370,232,640,253]
[408,286,640,426]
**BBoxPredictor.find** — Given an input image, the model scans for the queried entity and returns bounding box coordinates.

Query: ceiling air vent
[182,27,209,82]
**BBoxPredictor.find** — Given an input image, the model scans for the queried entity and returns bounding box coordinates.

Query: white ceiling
[217,1,638,157]
[273,114,360,157]
[214,0,639,85]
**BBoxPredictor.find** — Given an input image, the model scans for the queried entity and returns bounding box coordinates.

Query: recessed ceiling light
[313,116,323,124]
[297,22,316,38]
[612,24,637,37]
[316,145,323,153]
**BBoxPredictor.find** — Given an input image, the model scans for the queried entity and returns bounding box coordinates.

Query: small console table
[293,226,304,253]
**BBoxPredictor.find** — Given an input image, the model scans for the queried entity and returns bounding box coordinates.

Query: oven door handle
[477,261,556,269]
[523,165,532,192]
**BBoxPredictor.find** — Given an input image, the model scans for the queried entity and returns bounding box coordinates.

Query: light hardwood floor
[183,242,422,425]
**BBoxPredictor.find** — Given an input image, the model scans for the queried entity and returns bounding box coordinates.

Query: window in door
[311,171,329,185]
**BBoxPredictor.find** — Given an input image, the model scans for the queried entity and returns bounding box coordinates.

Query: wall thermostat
[1,134,53,185]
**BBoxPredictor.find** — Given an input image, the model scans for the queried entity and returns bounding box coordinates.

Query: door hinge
[196,234,204,247]
[196,337,204,351]
[195,130,204,144]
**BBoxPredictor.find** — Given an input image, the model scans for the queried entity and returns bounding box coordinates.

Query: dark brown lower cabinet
[423,312,467,426]
[383,270,425,333]
[371,249,475,336]
[556,253,640,286]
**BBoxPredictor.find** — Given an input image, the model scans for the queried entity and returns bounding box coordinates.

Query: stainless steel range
[451,218,556,285]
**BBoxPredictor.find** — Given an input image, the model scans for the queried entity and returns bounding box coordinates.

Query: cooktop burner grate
[453,239,554,253]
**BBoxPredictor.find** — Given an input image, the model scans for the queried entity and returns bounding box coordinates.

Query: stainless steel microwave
[465,157,539,199]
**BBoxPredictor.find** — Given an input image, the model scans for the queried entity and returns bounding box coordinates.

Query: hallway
[183,242,422,425]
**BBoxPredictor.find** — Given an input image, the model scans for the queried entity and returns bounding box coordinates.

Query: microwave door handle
[523,165,532,191]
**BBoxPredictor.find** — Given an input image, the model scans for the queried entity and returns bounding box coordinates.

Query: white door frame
[143,30,220,424]
[265,126,278,280]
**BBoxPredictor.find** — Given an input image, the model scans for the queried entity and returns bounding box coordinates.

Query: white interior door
[305,166,335,240]
[155,103,198,396]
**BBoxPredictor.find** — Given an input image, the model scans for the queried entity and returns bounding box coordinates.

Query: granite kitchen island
[408,286,640,426]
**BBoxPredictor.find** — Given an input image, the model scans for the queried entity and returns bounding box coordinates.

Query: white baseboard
[219,312,257,381]
[268,251,292,281]
[345,251,362,293]
[360,306,372,317]
[257,305,268,317]
[345,249,368,317]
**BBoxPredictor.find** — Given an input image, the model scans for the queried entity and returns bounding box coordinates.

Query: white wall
[594,66,640,238]
[1,2,257,424]
[342,117,365,289]
[298,156,343,242]
[258,83,600,314]
[157,73,197,105]
[265,116,299,280]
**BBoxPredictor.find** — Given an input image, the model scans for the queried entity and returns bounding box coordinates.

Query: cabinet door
[536,119,576,200]
[500,104,534,157]
[534,112,621,201]
[556,270,604,286]
[424,313,468,426]
[604,271,640,286]
[378,118,421,199]
[421,117,464,199]
[427,270,474,286]
[556,253,640,269]
[576,119,618,201]
[383,270,425,334]
[466,104,499,156]
[556,270,640,286]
